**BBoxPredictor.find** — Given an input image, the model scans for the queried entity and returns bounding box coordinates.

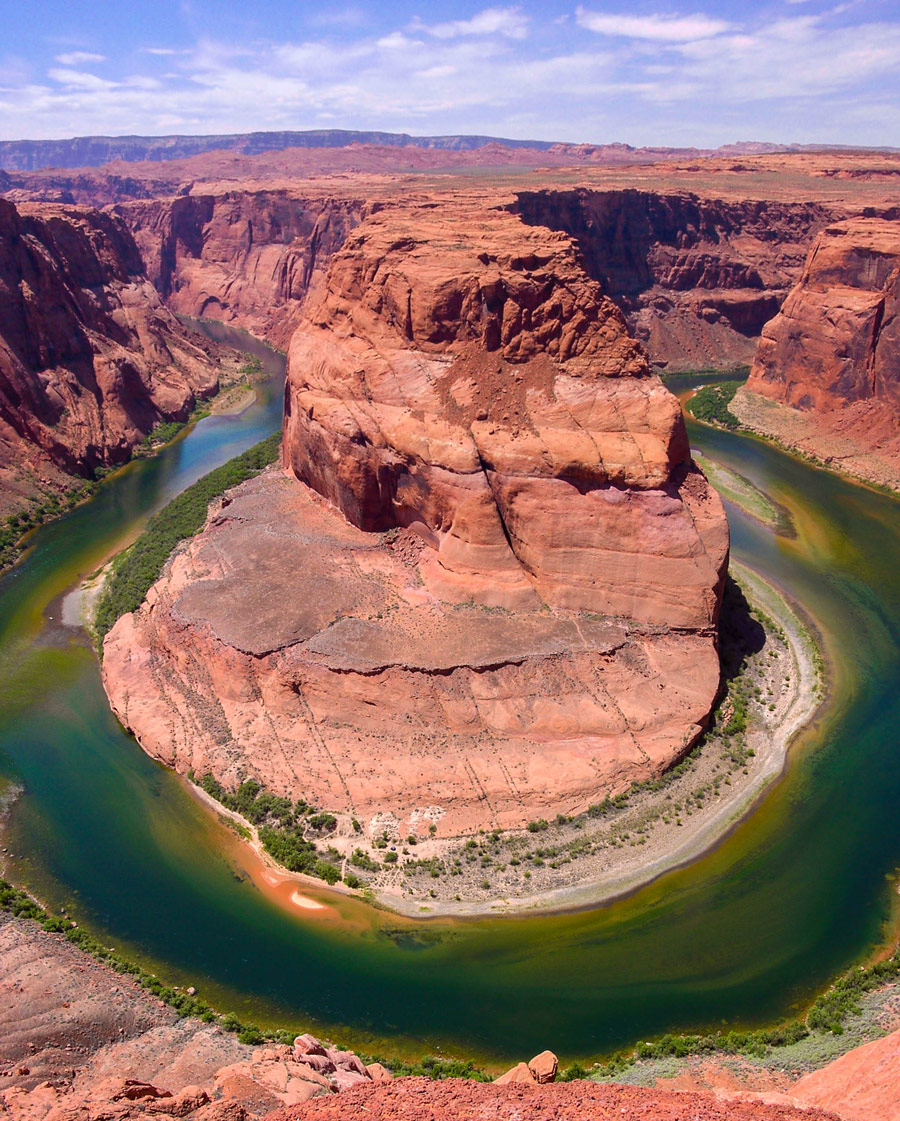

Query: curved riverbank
[4,321,900,1061]
[167,560,824,923]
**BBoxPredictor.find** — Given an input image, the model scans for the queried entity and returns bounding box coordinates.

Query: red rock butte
[102,200,728,837]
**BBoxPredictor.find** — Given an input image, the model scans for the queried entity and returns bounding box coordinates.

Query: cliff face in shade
[115,193,365,348]
[103,204,728,836]
[737,218,900,487]
[0,199,218,508]
[513,189,829,370]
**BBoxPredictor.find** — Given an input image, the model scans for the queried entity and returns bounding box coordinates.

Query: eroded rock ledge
[739,217,900,487]
[103,203,728,837]
[0,198,219,516]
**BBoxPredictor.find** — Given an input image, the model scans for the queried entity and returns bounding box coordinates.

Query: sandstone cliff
[103,204,728,837]
[513,189,829,370]
[0,199,219,515]
[114,193,365,348]
[736,217,900,487]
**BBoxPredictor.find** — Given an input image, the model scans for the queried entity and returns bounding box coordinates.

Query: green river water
[1,339,899,1064]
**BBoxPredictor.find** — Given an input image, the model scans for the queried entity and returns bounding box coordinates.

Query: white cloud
[414,6,529,40]
[47,68,117,90]
[54,51,106,65]
[2,8,900,147]
[575,8,732,41]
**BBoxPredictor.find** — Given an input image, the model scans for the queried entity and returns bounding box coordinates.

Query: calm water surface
[1,350,899,1062]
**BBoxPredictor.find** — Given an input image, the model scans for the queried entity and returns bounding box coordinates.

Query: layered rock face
[103,204,727,836]
[737,218,900,486]
[0,199,218,512]
[284,205,727,625]
[513,189,829,370]
[116,193,364,348]
[748,218,900,410]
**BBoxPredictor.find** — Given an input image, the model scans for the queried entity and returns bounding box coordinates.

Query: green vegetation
[351,848,380,873]
[139,420,186,451]
[686,381,741,429]
[193,773,345,887]
[356,1053,490,1081]
[0,467,113,572]
[240,356,264,377]
[94,433,280,640]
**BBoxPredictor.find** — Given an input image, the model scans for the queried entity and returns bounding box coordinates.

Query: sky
[1,0,899,147]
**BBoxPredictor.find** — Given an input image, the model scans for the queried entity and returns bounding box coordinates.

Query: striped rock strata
[103,204,728,836]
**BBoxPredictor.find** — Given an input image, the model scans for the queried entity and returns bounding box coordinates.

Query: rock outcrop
[102,203,727,837]
[263,1077,839,1121]
[738,217,900,487]
[0,199,218,515]
[116,194,364,349]
[0,912,379,1121]
[514,189,829,370]
[791,1023,900,1121]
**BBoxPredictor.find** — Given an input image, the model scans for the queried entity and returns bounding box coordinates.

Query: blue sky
[1,1,899,146]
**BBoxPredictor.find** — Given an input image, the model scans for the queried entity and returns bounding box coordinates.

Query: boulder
[493,1062,537,1085]
[364,1064,394,1083]
[527,1051,558,1084]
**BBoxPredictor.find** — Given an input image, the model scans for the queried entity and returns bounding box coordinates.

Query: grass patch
[94,433,280,640]
[193,773,345,886]
[686,381,741,429]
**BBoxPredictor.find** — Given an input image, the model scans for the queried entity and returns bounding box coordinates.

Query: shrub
[95,433,281,639]
[686,382,741,429]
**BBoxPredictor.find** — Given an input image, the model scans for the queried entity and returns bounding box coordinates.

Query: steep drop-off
[513,188,830,370]
[0,199,218,515]
[115,193,365,349]
[736,217,900,488]
[102,203,728,837]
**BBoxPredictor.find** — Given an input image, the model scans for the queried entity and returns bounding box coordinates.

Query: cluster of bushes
[687,381,742,429]
[94,433,281,639]
[194,773,344,887]
[1,474,103,572]
[358,1053,491,1081]
[807,954,900,1033]
[138,421,186,451]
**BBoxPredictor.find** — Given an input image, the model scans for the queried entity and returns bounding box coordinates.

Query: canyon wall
[735,217,900,488]
[513,189,830,370]
[115,193,365,348]
[0,199,219,515]
[103,202,728,837]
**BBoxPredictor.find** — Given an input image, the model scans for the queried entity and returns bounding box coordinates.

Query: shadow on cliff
[718,574,766,688]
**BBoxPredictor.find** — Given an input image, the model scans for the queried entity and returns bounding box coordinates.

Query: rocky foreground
[103,199,728,837]
[8,904,900,1121]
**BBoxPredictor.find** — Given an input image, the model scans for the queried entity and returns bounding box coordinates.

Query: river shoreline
[166,560,825,924]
